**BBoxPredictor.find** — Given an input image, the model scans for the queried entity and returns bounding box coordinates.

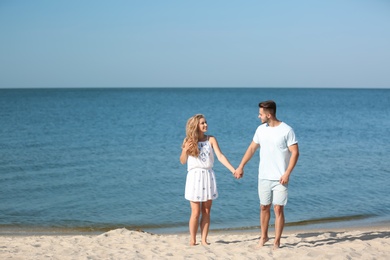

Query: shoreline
[1,216,389,236]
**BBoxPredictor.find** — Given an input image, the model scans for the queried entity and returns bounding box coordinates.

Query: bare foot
[273,241,280,250]
[190,240,198,246]
[201,241,210,246]
[258,237,269,247]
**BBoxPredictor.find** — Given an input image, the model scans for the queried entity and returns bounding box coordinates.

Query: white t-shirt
[253,122,298,180]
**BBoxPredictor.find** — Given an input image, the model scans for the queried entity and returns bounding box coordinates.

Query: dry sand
[1,226,389,259]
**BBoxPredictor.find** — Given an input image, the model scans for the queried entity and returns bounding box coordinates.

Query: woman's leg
[200,200,212,245]
[189,201,201,246]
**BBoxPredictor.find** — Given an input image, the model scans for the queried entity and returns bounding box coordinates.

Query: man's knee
[273,205,284,215]
[260,204,271,211]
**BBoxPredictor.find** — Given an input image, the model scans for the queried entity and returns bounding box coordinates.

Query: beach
[2,88,390,243]
[1,225,389,259]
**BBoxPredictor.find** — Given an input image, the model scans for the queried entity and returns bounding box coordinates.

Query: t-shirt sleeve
[253,127,260,144]
[286,128,298,147]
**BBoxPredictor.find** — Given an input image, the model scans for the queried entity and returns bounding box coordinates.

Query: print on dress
[198,142,211,162]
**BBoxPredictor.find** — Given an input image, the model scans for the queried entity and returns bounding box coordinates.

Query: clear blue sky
[1,0,389,88]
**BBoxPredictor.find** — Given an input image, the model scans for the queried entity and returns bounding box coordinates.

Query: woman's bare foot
[258,237,269,247]
[201,240,210,246]
[273,241,280,250]
[190,240,198,246]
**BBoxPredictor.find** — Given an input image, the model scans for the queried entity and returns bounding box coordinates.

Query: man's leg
[272,181,288,249]
[273,205,285,249]
[258,179,272,247]
[259,204,271,246]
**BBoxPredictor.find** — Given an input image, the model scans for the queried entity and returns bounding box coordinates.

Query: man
[234,100,299,249]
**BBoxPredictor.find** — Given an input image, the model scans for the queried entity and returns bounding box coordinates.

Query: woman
[180,114,235,246]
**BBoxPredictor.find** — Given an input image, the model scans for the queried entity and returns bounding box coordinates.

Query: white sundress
[185,137,218,202]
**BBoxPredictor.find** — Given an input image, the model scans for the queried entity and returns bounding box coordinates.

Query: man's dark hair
[259,100,277,115]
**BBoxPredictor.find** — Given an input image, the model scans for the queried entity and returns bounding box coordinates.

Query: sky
[0,0,389,89]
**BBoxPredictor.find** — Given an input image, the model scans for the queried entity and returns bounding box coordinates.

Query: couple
[180,100,300,249]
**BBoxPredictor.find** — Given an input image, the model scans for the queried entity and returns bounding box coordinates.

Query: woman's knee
[191,209,200,218]
[201,208,211,216]
[190,202,201,218]
[201,201,212,215]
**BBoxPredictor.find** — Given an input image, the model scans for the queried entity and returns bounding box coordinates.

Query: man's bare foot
[273,241,280,250]
[258,237,269,247]
[201,241,210,246]
[190,240,198,246]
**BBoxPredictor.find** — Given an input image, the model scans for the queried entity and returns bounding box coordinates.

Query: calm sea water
[1,88,389,234]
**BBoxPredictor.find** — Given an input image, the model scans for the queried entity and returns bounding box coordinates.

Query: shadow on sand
[286,230,390,248]
[214,231,390,248]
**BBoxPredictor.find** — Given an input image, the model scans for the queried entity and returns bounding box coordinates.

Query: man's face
[258,108,270,124]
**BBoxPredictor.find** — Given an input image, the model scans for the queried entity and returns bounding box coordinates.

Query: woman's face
[197,117,208,133]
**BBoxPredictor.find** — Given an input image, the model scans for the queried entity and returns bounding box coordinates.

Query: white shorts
[258,179,288,206]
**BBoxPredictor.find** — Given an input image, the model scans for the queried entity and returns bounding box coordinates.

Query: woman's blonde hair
[182,114,205,157]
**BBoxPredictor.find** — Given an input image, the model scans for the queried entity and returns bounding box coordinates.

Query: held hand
[234,167,244,179]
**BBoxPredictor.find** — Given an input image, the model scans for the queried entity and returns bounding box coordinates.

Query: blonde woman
[180,114,235,246]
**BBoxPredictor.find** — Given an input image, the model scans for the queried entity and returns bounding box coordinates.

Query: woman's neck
[198,133,206,141]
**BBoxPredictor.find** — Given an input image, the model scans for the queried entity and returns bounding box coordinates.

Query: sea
[1,88,389,235]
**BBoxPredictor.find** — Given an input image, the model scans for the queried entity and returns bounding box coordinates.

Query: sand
[1,226,389,259]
